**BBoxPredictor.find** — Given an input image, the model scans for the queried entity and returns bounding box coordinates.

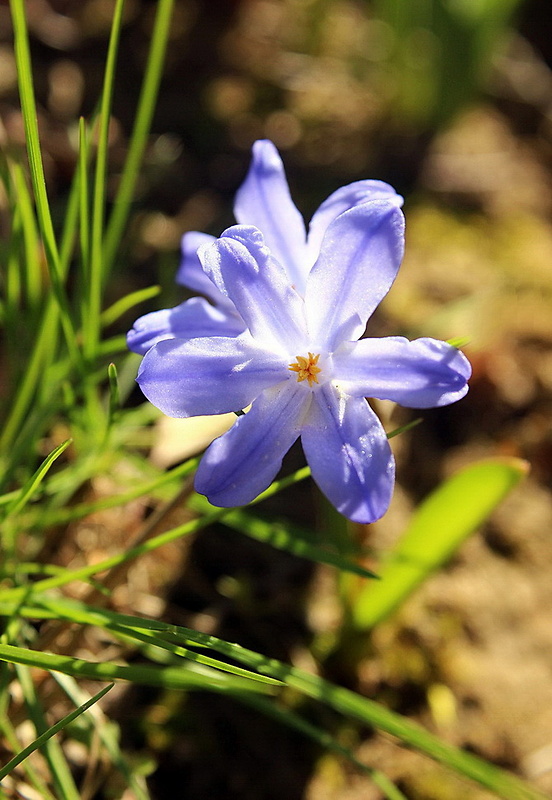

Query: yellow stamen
[288,352,322,387]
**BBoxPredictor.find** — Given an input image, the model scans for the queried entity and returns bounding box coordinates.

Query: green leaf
[352,457,529,629]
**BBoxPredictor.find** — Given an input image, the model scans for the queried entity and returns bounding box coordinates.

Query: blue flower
[130,140,471,523]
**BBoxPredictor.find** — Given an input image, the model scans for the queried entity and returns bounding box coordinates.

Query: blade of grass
[85,0,126,361]
[4,439,72,520]
[52,673,150,800]
[27,456,199,527]
[9,0,82,371]
[0,711,58,800]
[240,693,408,800]
[11,160,41,310]
[103,0,175,272]
[0,466,312,600]
[0,643,276,695]
[102,620,282,686]
[100,284,161,328]
[0,679,113,782]
[0,301,60,457]
[1,598,546,799]
[189,498,378,579]
[14,664,80,800]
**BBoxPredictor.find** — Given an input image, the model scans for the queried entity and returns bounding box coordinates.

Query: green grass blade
[4,439,72,519]
[100,284,161,327]
[190,500,378,579]
[14,664,81,799]
[52,673,150,800]
[103,0,175,272]
[0,466,312,601]
[241,693,408,800]
[0,643,276,695]
[86,0,126,360]
[103,621,282,686]
[10,160,41,310]
[0,680,113,782]
[1,598,545,799]
[352,457,529,630]
[280,668,547,800]
[9,0,82,370]
[0,308,56,456]
[0,711,57,799]
[25,456,198,527]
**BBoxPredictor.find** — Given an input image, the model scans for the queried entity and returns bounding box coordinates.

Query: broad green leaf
[352,457,528,630]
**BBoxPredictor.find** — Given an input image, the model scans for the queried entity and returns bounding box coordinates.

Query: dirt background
[1,1,552,798]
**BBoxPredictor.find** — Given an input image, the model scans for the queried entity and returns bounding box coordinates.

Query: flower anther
[288,353,322,386]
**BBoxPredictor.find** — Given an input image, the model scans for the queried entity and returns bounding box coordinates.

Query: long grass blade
[9,0,82,370]
[0,643,276,695]
[1,598,546,799]
[0,681,113,782]
[86,0,126,360]
[14,664,81,799]
[103,0,175,272]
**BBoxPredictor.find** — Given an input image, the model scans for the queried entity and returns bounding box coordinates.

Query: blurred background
[1,1,552,798]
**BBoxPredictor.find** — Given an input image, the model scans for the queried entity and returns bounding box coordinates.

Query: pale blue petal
[301,385,395,523]
[307,180,403,264]
[304,198,405,352]
[137,333,287,417]
[176,231,234,310]
[234,140,308,292]
[198,225,308,354]
[195,382,311,507]
[127,297,245,355]
[333,337,471,407]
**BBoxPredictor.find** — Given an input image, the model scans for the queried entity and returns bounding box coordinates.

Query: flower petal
[137,333,287,417]
[127,297,245,355]
[304,198,405,352]
[234,140,308,292]
[199,225,308,354]
[195,382,311,507]
[176,231,233,309]
[301,385,395,523]
[333,337,471,407]
[307,180,403,264]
